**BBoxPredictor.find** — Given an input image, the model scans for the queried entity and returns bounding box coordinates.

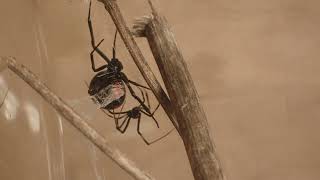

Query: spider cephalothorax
[108,58,123,72]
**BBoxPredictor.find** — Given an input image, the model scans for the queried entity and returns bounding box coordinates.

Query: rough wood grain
[97,0,180,133]
[0,56,154,180]
[132,2,225,180]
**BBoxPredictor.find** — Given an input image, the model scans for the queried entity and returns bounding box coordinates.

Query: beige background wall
[1,0,320,179]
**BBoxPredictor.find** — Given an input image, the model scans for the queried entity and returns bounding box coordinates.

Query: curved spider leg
[117,98,126,119]
[137,114,172,145]
[117,115,129,129]
[107,108,131,127]
[140,88,159,115]
[90,39,108,72]
[101,109,114,118]
[140,102,161,116]
[112,109,119,128]
[147,128,176,145]
[101,109,123,130]
[112,30,118,59]
[144,89,161,115]
[107,109,130,115]
[117,116,131,133]
[113,98,129,126]
[104,107,130,133]
[139,86,161,116]
[137,113,175,145]
[135,86,146,104]
[136,115,150,145]
[102,109,128,132]
[127,84,151,114]
[145,90,151,110]
[110,109,125,129]
[140,110,159,128]
[140,90,161,127]
[88,0,111,64]
[151,103,160,115]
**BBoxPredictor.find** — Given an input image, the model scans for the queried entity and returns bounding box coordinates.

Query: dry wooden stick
[0,56,154,180]
[132,1,225,180]
[96,0,180,133]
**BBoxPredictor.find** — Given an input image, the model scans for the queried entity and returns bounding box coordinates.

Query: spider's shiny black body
[88,59,126,110]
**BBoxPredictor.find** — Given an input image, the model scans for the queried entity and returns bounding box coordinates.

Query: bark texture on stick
[132,2,225,180]
[97,0,180,133]
[0,56,154,180]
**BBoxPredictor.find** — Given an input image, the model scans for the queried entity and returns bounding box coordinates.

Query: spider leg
[117,117,131,133]
[140,91,161,128]
[139,101,161,117]
[128,79,151,90]
[90,39,108,72]
[135,86,146,104]
[88,0,111,65]
[101,109,114,118]
[116,98,126,119]
[112,30,118,59]
[112,98,129,128]
[101,109,119,127]
[145,90,151,110]
[112,109,119,128]
[151,103,160,115]
[137,115,151,145]
[137,114,174,145]
[101,109,127,120]
[149,127,175,144]
[141,110,159,128]
[140,89,158,114]
[141,85,161,114]
[120,73,152,114]
[127,82,152,114]
[107,109,130,115]
[117,115,129,129]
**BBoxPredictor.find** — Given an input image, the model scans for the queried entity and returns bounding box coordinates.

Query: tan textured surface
[1,0,320,180]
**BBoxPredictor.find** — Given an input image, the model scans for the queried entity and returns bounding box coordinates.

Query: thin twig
[96,0,180,134]
[132,1,225,180]
[0,56,154,180]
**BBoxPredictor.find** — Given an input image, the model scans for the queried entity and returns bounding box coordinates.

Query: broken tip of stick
[132,15,153,37]
[0,56,10,72]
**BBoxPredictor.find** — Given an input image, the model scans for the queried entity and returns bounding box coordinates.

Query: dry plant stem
[132,3,225,180]
[97,0,180,134]
[0,56,154,180]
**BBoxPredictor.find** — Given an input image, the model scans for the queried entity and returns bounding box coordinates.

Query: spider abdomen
[88,71,126,110]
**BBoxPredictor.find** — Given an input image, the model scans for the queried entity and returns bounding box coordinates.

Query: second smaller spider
[102,89,173,145]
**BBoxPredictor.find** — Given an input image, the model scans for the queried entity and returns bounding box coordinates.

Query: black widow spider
[87,1,152,114]
[87,1,174,144]
[102,88,174,145]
